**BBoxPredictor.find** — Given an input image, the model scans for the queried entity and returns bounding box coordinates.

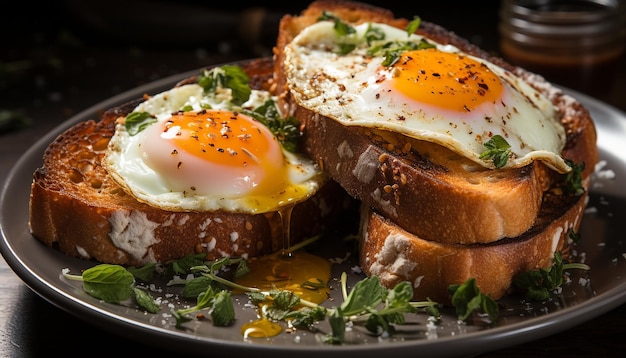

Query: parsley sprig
[448,278,498,323]
[564,159,586,196]
[513,252,590,301]
[480,135,512,168]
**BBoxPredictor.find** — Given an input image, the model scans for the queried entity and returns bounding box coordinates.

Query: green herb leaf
[133,287,160,313]
[272,290,301,311]
[514,252,564,301]
[174,273,236,327]
[364,24,385,45]
[125,111,156,136]
[171,308,192,327]
[340,275,387,316]
[324,306,346,344]
[448,278,498,322]
[198,65,251,106]
[285,306,327,328]
[182,275,215,299]
[368,39,435,67]
[165,253,207,277]
[406,16,421,36]
[242,100,302,153]
[479,135,512,168]
[333,19,355,36]
[564,160,585,196]
[210,290,235,326]
[513,252,590,301]
[246,291,267,305]
[127,262,156,282]
[318,11,355,36]
[81,264,135,303]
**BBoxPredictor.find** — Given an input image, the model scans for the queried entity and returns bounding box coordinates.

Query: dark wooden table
[2,1,625,356]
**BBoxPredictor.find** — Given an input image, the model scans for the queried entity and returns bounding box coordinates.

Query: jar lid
[500,0,625,47]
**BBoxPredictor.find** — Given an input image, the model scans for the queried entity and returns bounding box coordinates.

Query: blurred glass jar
[499,0,626,97]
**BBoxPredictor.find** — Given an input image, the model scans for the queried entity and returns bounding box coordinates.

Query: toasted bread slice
[273,0,598,244]
[359,184,589,303]
[28,59,354,267]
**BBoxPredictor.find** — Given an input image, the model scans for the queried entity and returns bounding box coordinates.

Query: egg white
[104,83,324,214]
[284,21,570,173]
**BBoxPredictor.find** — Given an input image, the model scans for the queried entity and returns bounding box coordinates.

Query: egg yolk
[163,110,275,167]
[389,48,504,113]
[141,109,287,202]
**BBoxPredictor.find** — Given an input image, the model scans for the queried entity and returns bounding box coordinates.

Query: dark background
[1,0,503,136]
[2,0,623,139]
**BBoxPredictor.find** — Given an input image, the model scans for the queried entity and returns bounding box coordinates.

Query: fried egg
[104,79,324,214]
[284,20,570,173]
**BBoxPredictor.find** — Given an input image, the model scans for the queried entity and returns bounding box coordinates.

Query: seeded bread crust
[273,0,598,244]
[28,59,354,267]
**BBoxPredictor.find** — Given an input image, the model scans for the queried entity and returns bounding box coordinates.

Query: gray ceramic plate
[2,61,626,358]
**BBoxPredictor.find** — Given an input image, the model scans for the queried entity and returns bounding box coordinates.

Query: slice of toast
[273,0,598,244]
[273,0,598,302]
[28,58,355,267]
[359,186,588,303]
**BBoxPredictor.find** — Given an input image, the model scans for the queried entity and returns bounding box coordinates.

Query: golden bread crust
[271,0,598,303]
[273,0,598,244]
[359,186,588,303]
[28,59,354,266]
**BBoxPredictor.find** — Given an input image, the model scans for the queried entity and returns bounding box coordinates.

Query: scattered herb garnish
[406,16,422,36]
[124,111,156,136]
[513,252,590,301]
[448,278,499,323]
[198,65,252,106]
[317,11,357,54]
[63,245,590,344]
[242,100,301,152]
[62,264,160,313]
[480,135,512,168]
[318,10,356,36]
[368,38,435,67]
[364,23,385,45]
[564,159,586,196]
[330,274,418,343]
[124,65,301,151]
[317,10,434,61]
[172,286,235,327]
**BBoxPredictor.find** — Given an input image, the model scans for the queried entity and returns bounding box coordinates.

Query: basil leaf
[125,111,156,136]
[81,264,135,303]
